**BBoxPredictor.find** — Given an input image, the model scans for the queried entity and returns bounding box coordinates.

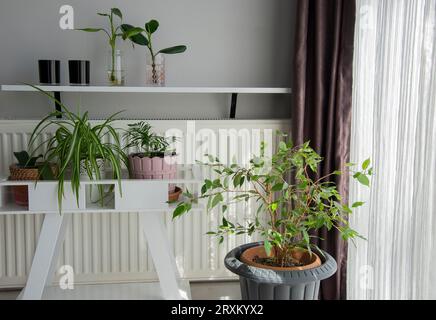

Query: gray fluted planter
[224,242,337,300]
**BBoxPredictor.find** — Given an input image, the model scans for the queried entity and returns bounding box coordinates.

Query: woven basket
[9,163,58,206]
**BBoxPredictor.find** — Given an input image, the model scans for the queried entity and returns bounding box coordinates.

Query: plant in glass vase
[77,8,143,86]
[173,138,372,300]
[121,20,187,85]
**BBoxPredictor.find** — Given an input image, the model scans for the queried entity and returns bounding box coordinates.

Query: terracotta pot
[168,186,182,203]
[128,154,177,192]
[240,245,322,271]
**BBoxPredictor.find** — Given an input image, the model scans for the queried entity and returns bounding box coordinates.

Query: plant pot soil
[225,242,337,300]
[240,245,322,271]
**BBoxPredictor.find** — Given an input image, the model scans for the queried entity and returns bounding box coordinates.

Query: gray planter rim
[224,242,337,285]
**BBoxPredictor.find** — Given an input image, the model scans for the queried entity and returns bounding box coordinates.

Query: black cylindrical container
[68,60,90,85]
[38,60,60,84]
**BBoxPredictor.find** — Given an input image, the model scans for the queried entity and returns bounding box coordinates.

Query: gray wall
[0,0,295,120]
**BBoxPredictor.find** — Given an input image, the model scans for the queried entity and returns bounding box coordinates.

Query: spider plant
[124,121,176,157]
[28,85,127,211]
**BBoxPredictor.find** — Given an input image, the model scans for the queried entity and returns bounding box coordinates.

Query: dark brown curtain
[291,0,356,300]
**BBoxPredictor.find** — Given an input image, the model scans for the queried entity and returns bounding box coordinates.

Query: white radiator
[0,119,290,288]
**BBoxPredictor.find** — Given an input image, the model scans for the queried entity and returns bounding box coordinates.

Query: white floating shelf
[1,84,291,94]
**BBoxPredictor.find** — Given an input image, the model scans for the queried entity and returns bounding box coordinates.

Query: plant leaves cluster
[173,139,372,266]
[28,85,127,211]
[124,121,176,157]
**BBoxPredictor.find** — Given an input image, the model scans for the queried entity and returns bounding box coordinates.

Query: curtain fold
[348,0,436,299]
[292,0,356,300]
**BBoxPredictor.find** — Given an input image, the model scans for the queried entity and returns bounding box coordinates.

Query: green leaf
[76,28,104,32]
[278,141,287,151]
[333,170,342,175]
[264,240,272,256]
[271,182,284,191]
[97,13,109,17]
[222,217,228,227]
[211,193,224,209]
[222,205,228,213]
[158,45,187,55]
[145,19,159,34]
[173,204,186,218]
[121,24,148,46]
[352,201,365,208]
[362,158,371,170]
[111,8,122,19]
[122,26,144,40]
[302,229,310,244]
[270,202,278,212]
[357,174,370,187]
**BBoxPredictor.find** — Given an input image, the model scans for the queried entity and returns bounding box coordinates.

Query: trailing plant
[77,8,143,84]
[124,121,176,157]
[173,138,372,267]
[28,85,127,211]
[121,20,187,84]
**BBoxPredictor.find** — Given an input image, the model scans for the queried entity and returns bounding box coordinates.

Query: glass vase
[146,52,165,85]
[107,49,125,86]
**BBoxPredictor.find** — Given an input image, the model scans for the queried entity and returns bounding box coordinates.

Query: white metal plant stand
[0,165,202,300]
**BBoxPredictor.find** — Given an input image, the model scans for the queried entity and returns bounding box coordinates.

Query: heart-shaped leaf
[145,19,159,34]
[111,8,122,19]
[158,45,187,55]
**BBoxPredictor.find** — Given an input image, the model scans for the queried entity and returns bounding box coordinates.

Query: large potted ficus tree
[29,86,127,210]
[173,139,372,300]
[124,121,180,201]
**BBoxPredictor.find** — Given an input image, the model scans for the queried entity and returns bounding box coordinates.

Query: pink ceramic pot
[128,154,177,192]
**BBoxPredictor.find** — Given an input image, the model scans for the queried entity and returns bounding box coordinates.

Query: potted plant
[173,140,372,300]
[28,86,127,210]
[124,121,181,201]
[77,8,143,86]
[121,20,187,85]
[9,151,56,206]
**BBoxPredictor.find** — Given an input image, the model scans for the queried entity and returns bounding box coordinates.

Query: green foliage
[13,151,42,168]
[28,85,127,212]
[173,138,372,266]
[77,8,141,82]
[121,19,187,83]
[124,121,176,157]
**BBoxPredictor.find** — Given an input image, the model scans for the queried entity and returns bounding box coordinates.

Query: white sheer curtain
[348,0,436,299]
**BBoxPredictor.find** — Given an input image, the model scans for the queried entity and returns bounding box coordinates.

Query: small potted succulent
[124,121,180,201]
[173,139,372,300]
[29,85,127,210]
[9,151,56,206]
[121,20,187,85]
